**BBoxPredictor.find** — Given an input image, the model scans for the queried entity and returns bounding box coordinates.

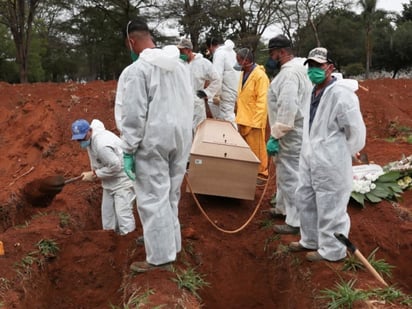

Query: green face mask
[308,67,326,84]
[179,54,189,62]
[130,51,139,62]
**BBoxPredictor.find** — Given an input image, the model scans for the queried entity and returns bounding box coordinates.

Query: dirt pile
[0,79,411,308]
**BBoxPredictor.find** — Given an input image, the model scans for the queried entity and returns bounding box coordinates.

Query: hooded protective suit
[189,53,220,132]
[120,45,193,265]
[87,119,136,235]
[267,57,312,227]
[212,40,240,127]
[296,78,366,261]
[114,64,132,135]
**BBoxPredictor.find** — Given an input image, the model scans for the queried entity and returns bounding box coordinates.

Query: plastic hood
[140,45,180,71]
[223,39,235,50]
[90,119,105,133]
[335,78,359,92]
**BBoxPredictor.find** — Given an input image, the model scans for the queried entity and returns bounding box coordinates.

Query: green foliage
[320,279,412,308]
[171,267,210,300]
[367,248,394,278]
[342,247,394,279]
[37,239,59,258]
[319,279,369,309]
[342,254,364,272]
[343,63,364,76]
[109,288,158,309]
[58,212,71,227]
[351,170,405,207]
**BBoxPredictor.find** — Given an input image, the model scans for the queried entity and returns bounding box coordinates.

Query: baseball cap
[304,47,334,65]
[177,38,193,50]
[262,35,291,51]
[71,119,90,140]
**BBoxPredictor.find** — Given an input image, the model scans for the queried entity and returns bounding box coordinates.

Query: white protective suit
[87,119,136,235]
[267,57,312,227]
[120,46,193,266]
[211,40,240,127]
[189,53,221,132]
[114,64,132,135]
[296,78,366,261]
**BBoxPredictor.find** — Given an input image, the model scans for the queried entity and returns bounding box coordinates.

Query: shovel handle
[64,175,83,184]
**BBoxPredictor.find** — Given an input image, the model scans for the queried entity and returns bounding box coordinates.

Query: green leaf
[388,184,403,193]
[370,186,391,198]
[365,192,383,203]
[377,171,401,183]
[351,192,365,206]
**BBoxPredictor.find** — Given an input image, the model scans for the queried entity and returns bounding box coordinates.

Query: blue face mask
[80,140,91,149]
[266,58,279,71]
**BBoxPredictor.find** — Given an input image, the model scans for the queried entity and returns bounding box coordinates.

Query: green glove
[123,153,136,181]
[266,136,279,156]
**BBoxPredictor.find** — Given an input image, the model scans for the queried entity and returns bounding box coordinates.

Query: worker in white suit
[71,118,136,235]
[289,47,366,262]
[206,37,240,128]
[265,35,312,234]
[120,18,193,272]
[177,37,220,133]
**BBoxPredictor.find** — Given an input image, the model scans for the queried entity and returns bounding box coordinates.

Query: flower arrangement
[351,155,412,207]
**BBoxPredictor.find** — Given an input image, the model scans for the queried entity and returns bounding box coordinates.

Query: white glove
[81,171,96,182]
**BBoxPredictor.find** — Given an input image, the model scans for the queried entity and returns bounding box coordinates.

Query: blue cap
[71,119,90,140]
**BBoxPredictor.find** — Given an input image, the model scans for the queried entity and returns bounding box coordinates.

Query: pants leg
[113,186,136,235]
[101,189,117,232]
[296,169,318,249]
[239,126,268,177]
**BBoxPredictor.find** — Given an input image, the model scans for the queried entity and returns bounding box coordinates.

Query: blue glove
[266,136,279,156]
[123,153,136,181]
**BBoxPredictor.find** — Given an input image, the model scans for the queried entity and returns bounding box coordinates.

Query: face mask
[233,62,243,71]
[266,58,279,71]
[80,140,91,149]
[179,54,189,62]
[308,67,326,84]
[130,51,139,62]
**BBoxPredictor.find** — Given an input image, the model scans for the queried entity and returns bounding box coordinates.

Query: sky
[261,0,409,40]
[376,0,408,12]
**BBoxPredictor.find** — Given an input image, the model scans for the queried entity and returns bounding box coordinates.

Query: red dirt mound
[0,79,411,308]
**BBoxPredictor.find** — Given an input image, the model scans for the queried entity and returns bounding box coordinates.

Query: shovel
[334,233,388,287]
[22,174,83,207]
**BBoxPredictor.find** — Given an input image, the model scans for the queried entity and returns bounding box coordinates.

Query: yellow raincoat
[236,65,270,177]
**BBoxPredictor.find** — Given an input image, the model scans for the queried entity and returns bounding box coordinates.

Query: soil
[0,78,411,308]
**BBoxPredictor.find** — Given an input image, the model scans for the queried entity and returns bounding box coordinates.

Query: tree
[357,0,378,79]
[0,0,42,83]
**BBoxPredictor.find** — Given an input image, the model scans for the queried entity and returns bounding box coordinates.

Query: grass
[109,288,165,309]
[319,279,412,308]
[263,234,280,252]
[171,267,210,300]
[37,239,60,258]
[13,252,39,279]
[58,211,71,227]
[342,247,394,279]
[259,218,274,230]
[319,279,369,308]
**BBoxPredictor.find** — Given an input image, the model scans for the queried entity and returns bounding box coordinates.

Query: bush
[343,63,364,77]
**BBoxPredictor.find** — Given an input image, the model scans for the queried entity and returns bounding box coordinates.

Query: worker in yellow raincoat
[235,48,270,184]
